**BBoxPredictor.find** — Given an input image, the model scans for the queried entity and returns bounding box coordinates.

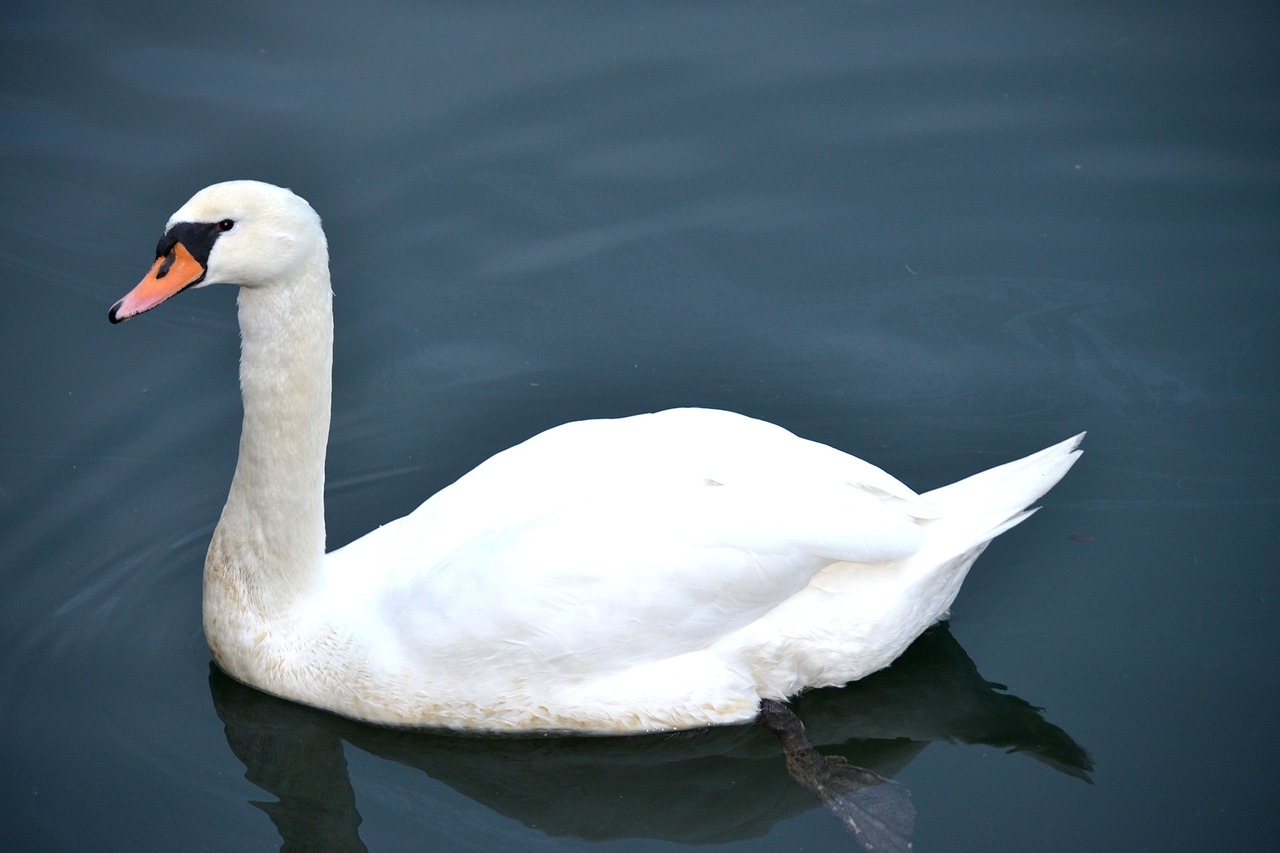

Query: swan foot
[757,698,915,852]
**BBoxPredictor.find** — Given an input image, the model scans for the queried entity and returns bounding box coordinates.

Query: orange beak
[108,242,206,323]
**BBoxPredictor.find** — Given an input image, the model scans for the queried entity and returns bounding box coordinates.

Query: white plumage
[111,180,1083,733]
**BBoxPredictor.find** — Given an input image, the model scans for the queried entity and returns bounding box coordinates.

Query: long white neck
[204,245,333,666]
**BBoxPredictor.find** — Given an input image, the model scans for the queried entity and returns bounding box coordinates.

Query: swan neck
[206,247,333,621]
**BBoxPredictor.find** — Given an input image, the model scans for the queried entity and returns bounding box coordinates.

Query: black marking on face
[154,220,227,276]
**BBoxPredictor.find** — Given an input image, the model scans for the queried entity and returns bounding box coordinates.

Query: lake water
[2,1,1277,850]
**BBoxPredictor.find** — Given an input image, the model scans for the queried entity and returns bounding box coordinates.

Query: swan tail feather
[916,432,1084,562]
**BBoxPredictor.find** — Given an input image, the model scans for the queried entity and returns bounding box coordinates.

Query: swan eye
[216,219,235,232]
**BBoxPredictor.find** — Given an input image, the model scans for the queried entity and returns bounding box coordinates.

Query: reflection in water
[209,625,1091,849]
[759,697,915,852]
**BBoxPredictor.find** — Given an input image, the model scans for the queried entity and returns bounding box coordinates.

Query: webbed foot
[758,699,915,852]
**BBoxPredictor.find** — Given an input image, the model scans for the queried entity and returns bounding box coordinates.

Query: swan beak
[108,242,206,324]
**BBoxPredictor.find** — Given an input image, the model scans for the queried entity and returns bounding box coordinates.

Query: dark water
[2,1,1277,850]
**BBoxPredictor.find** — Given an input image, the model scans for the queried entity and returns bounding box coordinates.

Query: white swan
[109,180,1083,733]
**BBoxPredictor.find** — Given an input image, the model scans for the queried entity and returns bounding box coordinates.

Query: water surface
[2,2,1277,850]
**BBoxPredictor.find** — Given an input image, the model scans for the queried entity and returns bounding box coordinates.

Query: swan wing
[323,409,931,677]
[400,408,921,555]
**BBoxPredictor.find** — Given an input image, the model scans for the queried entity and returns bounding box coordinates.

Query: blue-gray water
[2,2,1277,850]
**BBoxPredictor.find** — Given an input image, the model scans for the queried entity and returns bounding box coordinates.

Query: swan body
[110,180,1083,733]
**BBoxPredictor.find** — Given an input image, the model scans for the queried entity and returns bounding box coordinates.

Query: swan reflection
[209,624,1091,850]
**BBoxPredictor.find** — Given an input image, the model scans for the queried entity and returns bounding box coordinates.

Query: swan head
[109,180,325,323]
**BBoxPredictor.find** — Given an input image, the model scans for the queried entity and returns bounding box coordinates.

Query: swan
[108,180,1083,734]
